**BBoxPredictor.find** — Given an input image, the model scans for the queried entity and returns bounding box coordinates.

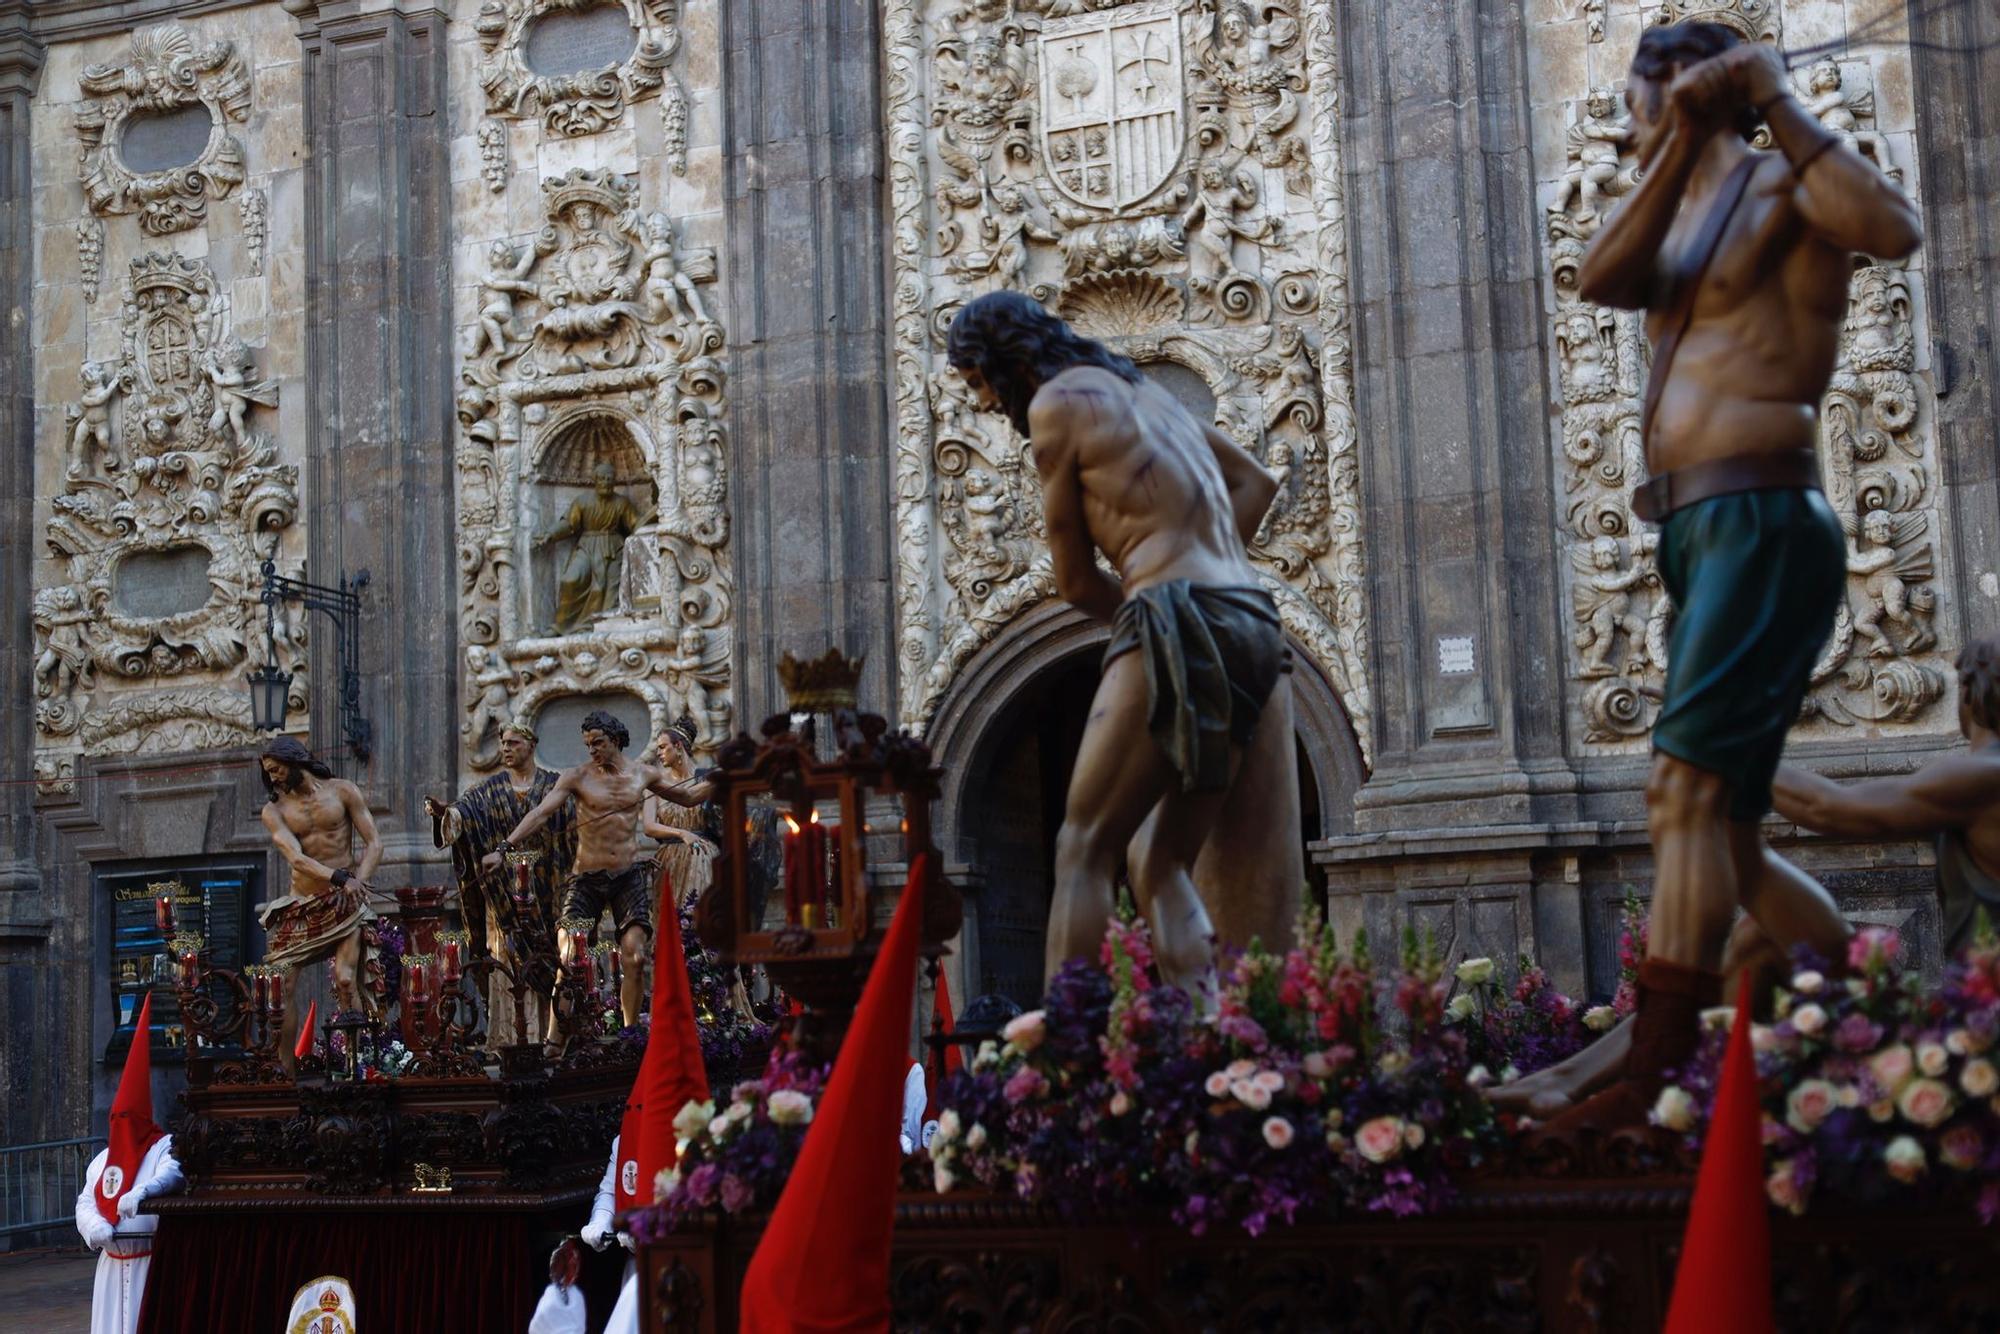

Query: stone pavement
[0,1245,95,1333]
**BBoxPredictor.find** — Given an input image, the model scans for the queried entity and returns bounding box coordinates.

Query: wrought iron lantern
[697,649,961,1059]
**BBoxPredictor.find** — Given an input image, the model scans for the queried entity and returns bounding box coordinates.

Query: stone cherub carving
[469,240,540,360]
[463,644,516,767]
[933,31,1027,145]
[33,585,97,701]
[1798,58,1896,182]
[1549,88,1636,228]
[204,334,278,452]
[1572,535,1652,678]
[640,211,709,328]
[65,360,124,480]
[1179,159,1271,291]
[665,624,717,742]
[1847,508,1935,657]
[1207,1,1298,90]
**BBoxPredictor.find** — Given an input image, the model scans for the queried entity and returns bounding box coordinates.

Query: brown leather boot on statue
[1546,958,1723,1136]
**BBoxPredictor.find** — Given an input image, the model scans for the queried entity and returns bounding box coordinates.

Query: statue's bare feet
[1481,1015,1633,1120]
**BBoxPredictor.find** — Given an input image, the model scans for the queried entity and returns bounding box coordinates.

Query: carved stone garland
[888,0,1371,756]
[475,0,688,165]
[1542,27,1948,744]
[455,168,731,771]
[75,24,252,237]
[35,253,304,760]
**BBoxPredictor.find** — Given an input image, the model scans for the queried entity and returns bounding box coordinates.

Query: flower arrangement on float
[1650,919,2000,1224]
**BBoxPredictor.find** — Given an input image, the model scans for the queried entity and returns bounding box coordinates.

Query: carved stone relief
[887,0,1371,752]
[239,190,267,276]
[454,168,731,771]
[77,219,104,304]
[36,253,304,758]
[74,24,251,236]
[1540,4,1949,746]
[475,0,687,162]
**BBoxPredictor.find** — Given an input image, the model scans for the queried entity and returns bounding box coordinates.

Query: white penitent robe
[603,1264,640,1334]
[74,1137,182,1334]
[900,1060,926,1155]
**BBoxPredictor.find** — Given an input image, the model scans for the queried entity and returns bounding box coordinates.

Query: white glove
[618,1231,636,1252]
[117,1188,145,1220]
[82,1215,115,1250]
[580,1219,611,1251]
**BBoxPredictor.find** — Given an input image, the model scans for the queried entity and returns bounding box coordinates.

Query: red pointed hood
[1664,975,1774,1334]
[294,999,318,1062]
[925,963,962,1119]
[621,867,709,1214]
[740,855,930,1334]
[98,991,165,1224]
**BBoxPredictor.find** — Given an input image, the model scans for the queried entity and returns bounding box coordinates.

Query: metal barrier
[0,1137,99,1242]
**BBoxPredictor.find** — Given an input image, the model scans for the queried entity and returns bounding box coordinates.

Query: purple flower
[1834,1012,1885,1052]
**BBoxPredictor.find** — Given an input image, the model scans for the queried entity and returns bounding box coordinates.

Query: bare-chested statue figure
[1543,20,1920,1133]
[493,710,710,1027]
[946,290,1298,996]
[255,738,383,1065]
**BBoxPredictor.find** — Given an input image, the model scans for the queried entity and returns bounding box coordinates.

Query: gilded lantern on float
[697,649,959,1051]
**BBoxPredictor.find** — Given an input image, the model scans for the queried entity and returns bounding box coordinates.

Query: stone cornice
[0,10,45,99]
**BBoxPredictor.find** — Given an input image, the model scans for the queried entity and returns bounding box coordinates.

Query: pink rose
[1786,1079,1838,1134]
[1302,1051,1332,1080]
[1790,969,1825,995]
[1883,1135,1926,1182]
[1917,1042,1950,1077]
[1232,1079,1273,1111]
[1940,1124,1985,1172]
[1261,1116,1295,1150]
[1002,1009,1047,1052]
[1204,1070,1232,1098]
[1402,1122,1426,1151]
[1869,1044,1915,1094]
[1353,1115,1405,1164]
[1252,1070,1286,1094]
[1765,1159,1805,1214]
[1225,1058,1257,1079]
[1896,1077,1954,1128]
[1002,1066,1047,1105]
[1108,1091,1132,1118]
[1790,1003,1827,1038]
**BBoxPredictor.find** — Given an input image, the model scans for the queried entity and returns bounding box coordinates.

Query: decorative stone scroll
[475,0,688,161]
[1540,7,1949,746]
[74,24,252,236]
[885,0,1371,753]
[454,168,731,771]
[35,253,304,759]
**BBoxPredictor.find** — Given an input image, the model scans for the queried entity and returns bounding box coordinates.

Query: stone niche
[533,689,654,768]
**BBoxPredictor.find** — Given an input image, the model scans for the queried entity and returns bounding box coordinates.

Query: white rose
[1700,1007,1736,1032]
[1252,1070,1286,1094]
[933,1159,958,1194]
[1651,1085,1698,1134]
[1896,1077,1955,1129]
[707,1116,732,1142]
[1765,1160,1805,1214]
[1261,1116,1296,1150]
[965,1123,987,1150]
[1204,1071,1232,1098]
[1582,1005,1617,1033]
[1225,1058,1257,1079]
[724,1099,755,1124]
[1883,1135,1927,1183]
[1444,993,1478,1023]
[673,1098,716,1142]
[1785,1079,1837,1134]
[766,1089,814,1127]
[1302,1051,1332,1080]
[1108,1091,1132,1118]
[1790,1003,1828,1038]
[1353,1115,1405,1164]
[1467,1064,1494,1089]
[1402,1122,1426,1151]
[1377,1051,1409,1078]
[1455,957,1494,986]
[1959,1058,1998,1099]
[972,1040,1001,1071]
[1790,970,1825,995]
[1233,1080,1273,1112]
[935,1108,962,1144]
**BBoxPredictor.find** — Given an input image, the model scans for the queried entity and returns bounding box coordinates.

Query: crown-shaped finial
[1652,0,1778,44]
[777,648,865,713]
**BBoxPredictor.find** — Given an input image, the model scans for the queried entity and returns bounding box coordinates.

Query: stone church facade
[2,0,1997,1149]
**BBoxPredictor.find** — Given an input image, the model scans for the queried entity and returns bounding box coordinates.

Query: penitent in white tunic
[74,1137,182,1334]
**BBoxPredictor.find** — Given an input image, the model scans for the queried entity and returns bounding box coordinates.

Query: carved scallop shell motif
[1058,270,1185,341]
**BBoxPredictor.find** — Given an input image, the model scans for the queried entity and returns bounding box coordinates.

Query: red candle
[251,970,268,1012]
[782,815,805,924]
[155,895,175,936]
[573,949,595,990]
[268,970,285,1016]
[441,936,463,983]
[405,957,431,1006]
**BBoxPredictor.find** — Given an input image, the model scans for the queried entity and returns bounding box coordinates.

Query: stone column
[1912,0,2000,646]
[717,0,898,723]
[1318,0,1587,983]
[291,1,457,880]
[0,10,43,900]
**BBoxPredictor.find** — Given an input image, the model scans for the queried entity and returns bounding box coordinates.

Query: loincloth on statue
[1652,486,1845,821]
[1104,579,1286,795]
[561,859,657,938]
[257,878,376,970]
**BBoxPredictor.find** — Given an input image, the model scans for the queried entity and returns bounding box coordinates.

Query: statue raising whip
[1545,20,1919,1134]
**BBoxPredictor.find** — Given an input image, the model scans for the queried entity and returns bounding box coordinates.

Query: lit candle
[573,948,595,991]
[782,813,804,925]
[268,969,284,1017]
[440,933,463,984]
[251,968,268,1012]
[404,954,431,1006]
[176,936,203,985]
[155,895,175,936]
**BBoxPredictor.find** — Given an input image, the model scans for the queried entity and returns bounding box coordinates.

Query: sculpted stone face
[498,731,533,771]
[582,727,619,766]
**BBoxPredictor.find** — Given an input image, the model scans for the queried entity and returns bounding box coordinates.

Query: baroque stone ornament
[476,0,687,156]
[239,189,267,276]
[478,121,511,193]
[1651,0,1779,44]
[888,0,1372,754]
[75,24,252,236]
[455,168,731,770]
[1542,98,1948,743]
[36,253,304,761]
[77,218,105,304]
